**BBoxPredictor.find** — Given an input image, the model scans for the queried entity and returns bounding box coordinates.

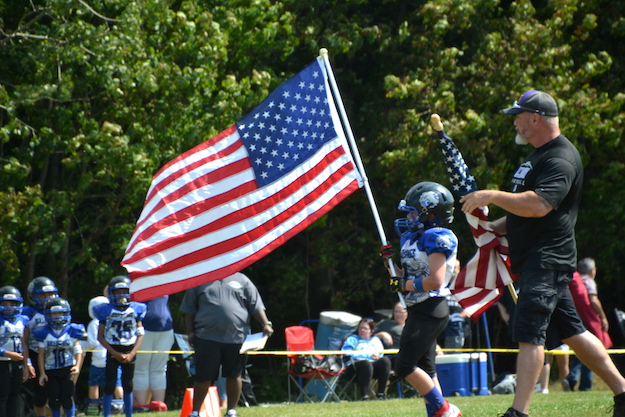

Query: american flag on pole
[436,127,518,319]
[122,58,363,301]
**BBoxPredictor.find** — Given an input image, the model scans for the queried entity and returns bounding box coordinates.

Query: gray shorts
[512,269,586,349]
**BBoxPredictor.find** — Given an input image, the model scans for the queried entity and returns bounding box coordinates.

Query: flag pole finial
[319,48,328,56]
[430,113,444,132]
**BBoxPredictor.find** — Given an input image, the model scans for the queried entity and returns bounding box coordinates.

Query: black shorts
[395,297,448,378]
[193,337,244,383]
[512,269,586,348]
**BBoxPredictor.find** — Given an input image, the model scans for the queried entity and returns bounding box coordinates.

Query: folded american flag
[435,123,517,319]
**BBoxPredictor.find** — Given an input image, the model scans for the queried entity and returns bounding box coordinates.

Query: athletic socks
[124,392,133,417]
[423,386,446,417]
[102,393,113,417]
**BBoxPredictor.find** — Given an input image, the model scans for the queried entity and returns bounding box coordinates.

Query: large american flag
[436,128,517,319]
[122,58,363,301]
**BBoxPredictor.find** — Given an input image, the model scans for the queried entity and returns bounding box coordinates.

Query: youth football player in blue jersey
[0,286,29,417]
[34,297,86,417]
[23,276,59,417]
[382,182,462,417]
[95,276,146,417]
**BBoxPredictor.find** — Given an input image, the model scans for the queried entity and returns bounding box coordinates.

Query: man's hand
[389,277,406,293]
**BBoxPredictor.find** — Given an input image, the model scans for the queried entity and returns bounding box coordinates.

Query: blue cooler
[469,352,489,395]
[436,353,490,397]
[436,354,471,396]
[314,311,361,350]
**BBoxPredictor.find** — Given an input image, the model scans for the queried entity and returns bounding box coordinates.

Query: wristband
[0,348,5,357]
[413,277,424,292]
[136,326,145,336]
[263,321,273,327]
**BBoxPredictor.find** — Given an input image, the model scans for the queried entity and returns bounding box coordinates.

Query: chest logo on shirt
[514,162,532,180]
[512,161,532,191]
[228,281,243,290]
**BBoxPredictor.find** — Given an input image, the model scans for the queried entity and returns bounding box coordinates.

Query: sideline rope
[107,348,625,355]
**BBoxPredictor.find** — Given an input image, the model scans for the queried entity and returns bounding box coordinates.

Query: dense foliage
[2,1,624,391]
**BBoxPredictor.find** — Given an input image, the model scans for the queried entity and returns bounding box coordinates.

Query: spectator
[342,318,392,400]
[440,259,471,350]
[567,259,613,391]
[133,295,175,406]
[374,301,407,351]
[180,272,273,417]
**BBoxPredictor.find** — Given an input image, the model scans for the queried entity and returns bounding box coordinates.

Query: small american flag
[122,58,363,301]
[436,128,517,319]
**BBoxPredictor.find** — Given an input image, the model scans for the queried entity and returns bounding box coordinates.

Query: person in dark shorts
[460,90,625,417]
[181,272,273,417]
[383,181,461,417]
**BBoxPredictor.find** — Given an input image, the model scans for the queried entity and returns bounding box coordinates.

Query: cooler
[435,353,489,396]
[314,311,362,350]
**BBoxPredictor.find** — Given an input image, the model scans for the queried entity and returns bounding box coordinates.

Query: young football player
[34,297,86,417]
[382,182,462,417]
[95,276,146,417]
[82,296,124,415]
[23,276,59,417]
[0,286,29,417]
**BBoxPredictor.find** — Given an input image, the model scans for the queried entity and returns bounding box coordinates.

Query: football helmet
[395,181,454,240]
[0,286,23,319]
[44,297,72,329]
[27,276,59,310]
[88,296,109,320]
[108,275,131,307]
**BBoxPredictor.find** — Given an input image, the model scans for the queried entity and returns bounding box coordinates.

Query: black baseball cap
[502,90,558,117]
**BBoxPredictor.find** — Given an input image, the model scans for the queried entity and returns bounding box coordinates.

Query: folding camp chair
[285,326,345,403]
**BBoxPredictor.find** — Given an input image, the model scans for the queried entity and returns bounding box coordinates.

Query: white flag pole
[319,48,406,308]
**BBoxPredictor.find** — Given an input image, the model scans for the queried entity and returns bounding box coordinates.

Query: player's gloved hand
[380,245,394,268]
[389,277,406,293]
[380,245,394,259]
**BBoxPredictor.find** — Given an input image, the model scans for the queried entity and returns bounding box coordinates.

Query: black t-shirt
[506,135,583,273]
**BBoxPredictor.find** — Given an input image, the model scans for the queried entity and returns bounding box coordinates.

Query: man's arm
[252,309,274,337]
[460,190,552,218]
[184,313,195,347]
[588,294,610,331]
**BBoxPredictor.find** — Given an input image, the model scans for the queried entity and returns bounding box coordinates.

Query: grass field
[142,387,617,417]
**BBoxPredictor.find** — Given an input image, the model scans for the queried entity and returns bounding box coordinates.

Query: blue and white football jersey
[26,311,47,352]
[399,227,458,307]
[0,315,28,361]
[33,323,86,370]
[94,302,147,346]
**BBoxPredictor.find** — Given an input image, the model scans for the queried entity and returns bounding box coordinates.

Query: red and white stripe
[450,206,517,319]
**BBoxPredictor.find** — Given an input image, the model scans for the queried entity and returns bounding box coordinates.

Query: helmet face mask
[395,182,454,240]
[108,276,131,307]
[44,298,71,330]
[0,286,23,320]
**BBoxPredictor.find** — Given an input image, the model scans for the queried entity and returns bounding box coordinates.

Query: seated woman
[341,318,392,400]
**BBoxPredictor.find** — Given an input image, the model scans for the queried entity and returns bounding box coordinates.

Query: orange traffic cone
[180,388,194,417]
[179,386,221,417]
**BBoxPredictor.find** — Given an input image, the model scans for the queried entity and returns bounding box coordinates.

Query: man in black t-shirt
[459,90,625,417]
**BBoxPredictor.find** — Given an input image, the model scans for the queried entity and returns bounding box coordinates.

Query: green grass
[144,389,617,417]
